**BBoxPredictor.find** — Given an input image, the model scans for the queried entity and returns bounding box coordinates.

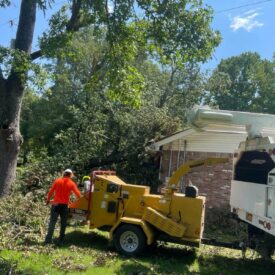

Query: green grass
[0,227,274,275]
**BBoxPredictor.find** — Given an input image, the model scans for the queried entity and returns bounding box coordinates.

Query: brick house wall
[159,150,233,210]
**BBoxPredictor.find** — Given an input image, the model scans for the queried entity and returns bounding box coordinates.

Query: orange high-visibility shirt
[47,177,81,205]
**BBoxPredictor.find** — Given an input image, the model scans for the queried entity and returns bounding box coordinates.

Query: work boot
[56,236,65,246]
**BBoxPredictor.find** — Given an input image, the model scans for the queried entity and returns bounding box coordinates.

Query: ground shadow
[62,230,199,273]
[117,244,198,274]
[62,230,110,251]
[0,256,18,275]
[196,249,275,275]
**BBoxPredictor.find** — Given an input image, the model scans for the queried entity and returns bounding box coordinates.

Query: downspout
[181,140,187,192]
[158,146,163,181]
[183,140,187,163]
[168,144,173,177]
[176,139,181,169]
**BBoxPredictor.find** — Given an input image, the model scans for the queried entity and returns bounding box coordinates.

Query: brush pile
[0,193,49,249]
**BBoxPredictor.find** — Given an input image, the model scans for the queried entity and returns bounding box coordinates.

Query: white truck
[188,106,275,257]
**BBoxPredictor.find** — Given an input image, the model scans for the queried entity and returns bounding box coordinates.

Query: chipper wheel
[113,224,146,256]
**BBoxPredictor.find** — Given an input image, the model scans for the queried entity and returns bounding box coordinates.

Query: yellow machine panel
[143,207,186,237]
[89,177,120,228]
[170,194,205,239]
[142,194,171,214]
[121,184,150,218]
[96,175,127,185]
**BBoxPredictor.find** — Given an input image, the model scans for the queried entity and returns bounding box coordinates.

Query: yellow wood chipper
[69,158,227,256]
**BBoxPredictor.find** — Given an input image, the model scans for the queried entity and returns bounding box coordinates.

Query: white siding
[162,132,247,153]
[155,126,275,154]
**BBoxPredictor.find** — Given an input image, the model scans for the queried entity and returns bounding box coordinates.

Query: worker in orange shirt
[45,168,80,244]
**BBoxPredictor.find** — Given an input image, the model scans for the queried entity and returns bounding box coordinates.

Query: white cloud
[244,8,261,15]
[230,11,264,32]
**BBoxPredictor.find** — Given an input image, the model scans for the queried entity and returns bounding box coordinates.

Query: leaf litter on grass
[93,251,118,267]
[52,255,88,272]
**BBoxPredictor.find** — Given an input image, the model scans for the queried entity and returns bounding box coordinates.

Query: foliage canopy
[205,52,275,113]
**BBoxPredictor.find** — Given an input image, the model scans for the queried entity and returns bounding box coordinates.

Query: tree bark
[0,0,36,197]
[0,78,24,196]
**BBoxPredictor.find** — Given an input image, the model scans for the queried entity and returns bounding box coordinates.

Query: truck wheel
[258,233,274,260]
[113,224,146,256]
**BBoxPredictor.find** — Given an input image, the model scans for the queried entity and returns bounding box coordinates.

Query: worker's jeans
[45,204,68,243]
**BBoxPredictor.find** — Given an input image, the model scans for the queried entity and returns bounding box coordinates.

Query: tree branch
[66,0,82,32]
[26,0,86,62]
[30,0,83,61]
[159,64,177,107]
[0,67,6,96]
[0,66,4,81]
[14,0,37,53]
[105,0,111,34]
[30,49,42,61]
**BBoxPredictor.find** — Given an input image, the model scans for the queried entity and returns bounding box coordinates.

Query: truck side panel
[230,180,266,217]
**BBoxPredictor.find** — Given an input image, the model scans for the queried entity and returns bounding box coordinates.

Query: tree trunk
[0,0,36,197]
[0,77,24,197]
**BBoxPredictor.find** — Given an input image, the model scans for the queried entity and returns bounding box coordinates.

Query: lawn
[0,227,274,275]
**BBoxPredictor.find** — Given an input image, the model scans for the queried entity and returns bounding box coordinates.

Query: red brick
[160,150,233,210]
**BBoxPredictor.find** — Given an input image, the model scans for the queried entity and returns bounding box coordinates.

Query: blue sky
[0,0,274,70]
[204,0,275,69]
[0,0,66,51]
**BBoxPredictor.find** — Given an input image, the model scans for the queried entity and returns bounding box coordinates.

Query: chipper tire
[113,224,146,256]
